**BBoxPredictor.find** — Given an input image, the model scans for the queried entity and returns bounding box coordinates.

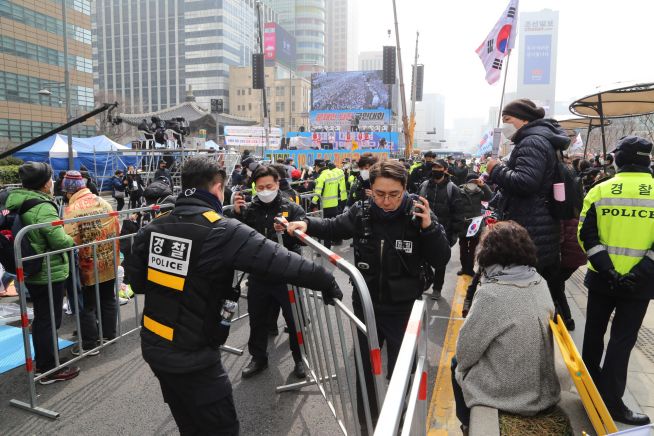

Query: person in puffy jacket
[487,99,570,313]
[6,162,78,383]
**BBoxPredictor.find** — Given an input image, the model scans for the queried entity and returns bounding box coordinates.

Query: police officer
[327,160,348,208]
[228,165,307,379]
[578,136,654,426]
[286,159,451,429]
[347,155,377,207]
[312,159,342,248]
[125,157,343,435]
[408,150,436,192]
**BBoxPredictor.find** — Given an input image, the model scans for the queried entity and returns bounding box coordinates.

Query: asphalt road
[0,242,461,436]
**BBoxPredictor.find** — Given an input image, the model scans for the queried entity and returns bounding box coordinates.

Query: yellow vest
[578,172,654,274]
[312,169,341,208]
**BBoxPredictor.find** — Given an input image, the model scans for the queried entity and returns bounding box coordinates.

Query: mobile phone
[409,193,423,226]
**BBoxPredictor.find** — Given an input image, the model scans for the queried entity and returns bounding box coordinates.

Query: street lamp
[37,82,74,169]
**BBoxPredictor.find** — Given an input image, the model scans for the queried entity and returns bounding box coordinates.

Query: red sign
[264,23,276,61]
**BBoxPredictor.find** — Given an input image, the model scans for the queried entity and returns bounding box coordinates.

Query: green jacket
[6,188,74,284]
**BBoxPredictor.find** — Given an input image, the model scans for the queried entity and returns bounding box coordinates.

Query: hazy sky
[354,0,653,128]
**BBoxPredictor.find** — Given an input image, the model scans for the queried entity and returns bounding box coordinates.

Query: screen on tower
[311,71,390,111]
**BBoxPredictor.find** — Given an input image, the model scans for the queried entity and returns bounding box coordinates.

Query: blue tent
[13,134,138,190]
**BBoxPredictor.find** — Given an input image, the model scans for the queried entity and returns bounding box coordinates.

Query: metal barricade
[274,218,386,435]
[9,204,173,418]
[374,300,428,436]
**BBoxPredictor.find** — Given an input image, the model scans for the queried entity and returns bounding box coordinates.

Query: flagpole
[496,43,512,128]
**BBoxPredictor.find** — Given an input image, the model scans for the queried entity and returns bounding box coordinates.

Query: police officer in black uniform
[286,159,451,430]
[227,165,307,379]
[125,157,343,435]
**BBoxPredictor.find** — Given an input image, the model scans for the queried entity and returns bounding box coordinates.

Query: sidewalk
[567,267,654,428]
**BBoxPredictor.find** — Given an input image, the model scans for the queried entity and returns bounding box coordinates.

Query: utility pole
[255,1,270,156]
[409,31,419,154]
[61,0,74,169]
[392,0,412,158]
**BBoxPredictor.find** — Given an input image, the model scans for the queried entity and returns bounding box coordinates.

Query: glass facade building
[265,0,325,78]
[0,0,95,148]
[93,0,271,113]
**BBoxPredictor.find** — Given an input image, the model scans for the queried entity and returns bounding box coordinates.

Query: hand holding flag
[475,0,519,85]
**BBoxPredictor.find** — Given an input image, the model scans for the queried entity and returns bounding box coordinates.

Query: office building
[358,51,383,71]
[516,9,559,116]
[94,0,273,114]
[0,0,95,148]
[325,0,357,72]
[229,65,310,132]
[265,0,326,77]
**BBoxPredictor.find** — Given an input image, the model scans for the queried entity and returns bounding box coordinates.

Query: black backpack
[143,177,173,203]
[549,150,584,220]
[0,198,55,276]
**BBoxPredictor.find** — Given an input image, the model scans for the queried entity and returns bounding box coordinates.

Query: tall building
[265,0,326,78]
[358,51,383,71]
[516,9,559,116]
[415,94,445,140]
[0,0,95,148]
[229,65,310,132]
[93,0,185,113]
[325,0,357,72]
[94,0,271,114]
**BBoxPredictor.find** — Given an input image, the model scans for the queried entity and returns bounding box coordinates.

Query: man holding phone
[285,159,451,429]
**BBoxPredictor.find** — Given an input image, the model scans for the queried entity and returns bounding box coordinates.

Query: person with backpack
[124,165,145,209]
[79,165,99,195]
[110,169,126,211]
[486,99,569,313]
[418,159,465,300]
[457,174,493,277]
[4,162,78,383]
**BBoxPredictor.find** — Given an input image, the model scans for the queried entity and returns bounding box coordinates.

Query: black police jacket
[306,198,451,312]
[418,176,466,237]
[126,195,335,374]
[347,175,371,207]
[225,193,305,255]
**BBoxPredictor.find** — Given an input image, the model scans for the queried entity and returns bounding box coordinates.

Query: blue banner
[523,34,552,85]
[286,131,398,150]
[264,149,390,168]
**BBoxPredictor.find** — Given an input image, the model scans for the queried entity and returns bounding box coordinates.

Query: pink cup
[553,183,566,202]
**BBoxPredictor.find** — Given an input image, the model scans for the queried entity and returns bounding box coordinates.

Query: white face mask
[501,123,517,139]
[257,189,278,203]
[246,169,252,177]
[360,169,370,181]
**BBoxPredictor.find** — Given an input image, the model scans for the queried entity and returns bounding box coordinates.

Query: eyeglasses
[372,190,403,201]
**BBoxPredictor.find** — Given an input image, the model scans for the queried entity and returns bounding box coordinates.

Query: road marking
[427,274,471,435]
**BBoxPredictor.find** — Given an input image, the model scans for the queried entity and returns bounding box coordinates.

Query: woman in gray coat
[451,221,561,432]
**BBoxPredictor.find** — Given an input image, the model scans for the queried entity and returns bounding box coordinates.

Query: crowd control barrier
[374,300,428,436]
[550,314,619,435]
[274,217,386,436]
[7,203,248,418]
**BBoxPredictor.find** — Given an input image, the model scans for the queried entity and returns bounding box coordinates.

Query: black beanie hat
[502,99,546,122]
[19,161,53,190]
[612,135,652,168]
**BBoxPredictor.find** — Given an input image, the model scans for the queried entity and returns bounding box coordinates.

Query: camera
[138,116,190,145]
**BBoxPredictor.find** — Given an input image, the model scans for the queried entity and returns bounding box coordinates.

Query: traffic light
[412,64,424,102]
[383,46,396,85]
[252,53,264,89]
[211,98,223,113]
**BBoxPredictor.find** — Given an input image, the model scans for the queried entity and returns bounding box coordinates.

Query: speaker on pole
[383,46,396,85]
[252,53,264,89]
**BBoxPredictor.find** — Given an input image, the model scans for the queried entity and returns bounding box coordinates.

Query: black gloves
[322,278,343,306]
[619,272,639,292]
[598,268,622,292]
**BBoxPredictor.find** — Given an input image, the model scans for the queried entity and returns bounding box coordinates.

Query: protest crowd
[1,97,653,435]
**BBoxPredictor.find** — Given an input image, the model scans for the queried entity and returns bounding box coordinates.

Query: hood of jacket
[5,187,53,210]
[513,118,570,151]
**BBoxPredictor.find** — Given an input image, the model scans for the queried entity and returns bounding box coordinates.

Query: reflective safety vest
[578,171,654,275]
[141,208,233,350]
[409,162,423,174]
[332,167,348,201]
[312,168,341,208]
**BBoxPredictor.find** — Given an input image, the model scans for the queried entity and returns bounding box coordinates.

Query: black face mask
[432,170,444,180]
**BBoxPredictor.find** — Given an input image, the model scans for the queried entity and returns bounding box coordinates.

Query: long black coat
[489,119,570,267]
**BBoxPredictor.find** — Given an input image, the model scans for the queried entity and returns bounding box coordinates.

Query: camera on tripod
[138,116,190,146]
